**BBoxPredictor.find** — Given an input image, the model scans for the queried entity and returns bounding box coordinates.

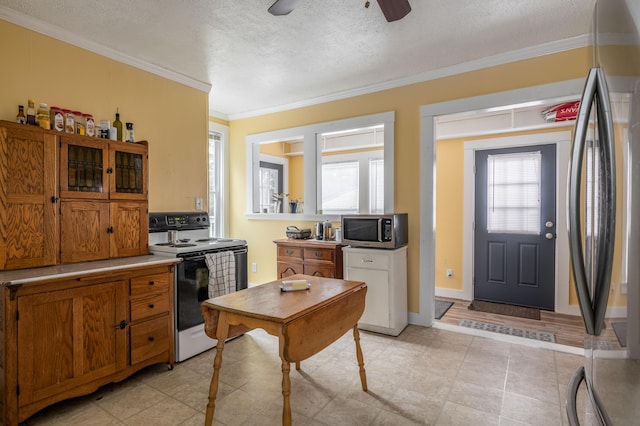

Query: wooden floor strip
[435,297,624,349]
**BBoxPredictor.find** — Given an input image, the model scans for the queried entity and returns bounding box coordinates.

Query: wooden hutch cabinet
[0,120,149,270]
[274,239,344,279]
[1,260,176,425]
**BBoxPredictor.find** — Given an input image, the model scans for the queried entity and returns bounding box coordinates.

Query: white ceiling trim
[0,5,212,94]
[225,34,591,121]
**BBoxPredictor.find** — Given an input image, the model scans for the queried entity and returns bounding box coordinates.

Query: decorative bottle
[113,109,123,141]
[26,99,37,125]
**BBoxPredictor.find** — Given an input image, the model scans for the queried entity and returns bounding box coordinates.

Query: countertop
[0,254,181,286]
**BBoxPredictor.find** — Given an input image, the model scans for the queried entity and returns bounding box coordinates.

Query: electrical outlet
[251,262,257,273]
[195,197,203,211]
[446,269,453,278]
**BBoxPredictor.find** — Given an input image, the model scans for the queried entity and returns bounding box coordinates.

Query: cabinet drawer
[130,293,170,321]
[278,261,303,278]
[303,264,337,278]
[303,247,334,263]
[278,245,303,260]
[345,252,389,269]
[130,315,170,365]
[130,273,170,295]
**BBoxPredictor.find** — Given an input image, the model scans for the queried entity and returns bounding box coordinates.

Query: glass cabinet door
[109,141,148,200]
[60,137,109,199]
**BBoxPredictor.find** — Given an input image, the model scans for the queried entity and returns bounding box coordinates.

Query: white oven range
[148,212,248,362]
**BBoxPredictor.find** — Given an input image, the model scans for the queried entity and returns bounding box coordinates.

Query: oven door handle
[180,248,248,262]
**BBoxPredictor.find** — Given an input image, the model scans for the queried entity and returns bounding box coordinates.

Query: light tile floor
[23,325,587,425]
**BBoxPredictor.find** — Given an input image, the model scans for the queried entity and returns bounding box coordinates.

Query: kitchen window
[208,121,230,237]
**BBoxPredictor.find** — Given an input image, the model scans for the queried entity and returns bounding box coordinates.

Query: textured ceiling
[0,0,597,118]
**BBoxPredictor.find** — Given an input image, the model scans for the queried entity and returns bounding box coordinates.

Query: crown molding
[0,6,211,94]
[227,34,592,120]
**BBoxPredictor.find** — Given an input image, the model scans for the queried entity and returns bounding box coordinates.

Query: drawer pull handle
[361,258,373,263]
[286,249,294,256]
[149,281,155,286]
[315,252,323,257]
[312,271,324,277]
[149,304,155,309]
[148,336,155,342]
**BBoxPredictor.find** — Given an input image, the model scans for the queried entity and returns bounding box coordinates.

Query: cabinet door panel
[109,143,148,201]
[345,267,390,328]
[0,123,58,270]
[59,137,109,199]
[60,201,110,263]
[17,281,127,406]
[110,201,148,257]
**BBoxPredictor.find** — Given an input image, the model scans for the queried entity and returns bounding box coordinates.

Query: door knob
[545,233,555,240]
[545,221,554,228]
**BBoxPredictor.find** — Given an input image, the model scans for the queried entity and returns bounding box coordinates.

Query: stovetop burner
[153,242,197,248]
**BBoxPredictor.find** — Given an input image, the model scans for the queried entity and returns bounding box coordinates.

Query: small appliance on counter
[341,213,408,249]
[285,226,311,239]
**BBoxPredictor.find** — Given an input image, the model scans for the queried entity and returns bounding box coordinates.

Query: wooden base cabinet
[0,263,175,425]
[343,246,408,336]
[274,239,343,279]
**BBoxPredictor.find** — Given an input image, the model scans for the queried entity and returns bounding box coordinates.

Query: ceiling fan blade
[376,0,411,22]
[268,0,300,16]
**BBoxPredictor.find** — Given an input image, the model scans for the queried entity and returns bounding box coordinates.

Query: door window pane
[487,151,541,234]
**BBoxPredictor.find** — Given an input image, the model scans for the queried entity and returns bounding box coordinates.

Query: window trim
[245,111,395,220]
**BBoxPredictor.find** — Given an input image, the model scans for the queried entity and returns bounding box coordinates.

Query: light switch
[195,197,203,211]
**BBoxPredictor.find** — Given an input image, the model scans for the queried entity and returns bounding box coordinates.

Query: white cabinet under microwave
[343,246,408,336]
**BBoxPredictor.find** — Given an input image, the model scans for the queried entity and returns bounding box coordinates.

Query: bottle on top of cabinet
[50,106,64,131]
[16,105,26,124]
[64,109,75,133]
[113,109,123,141]
[84,114,95,137]
[126,122,134,142]
[37,103,50,130]
[26,99,37,125]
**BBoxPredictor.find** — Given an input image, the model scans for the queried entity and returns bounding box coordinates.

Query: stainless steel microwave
[341,214,408,249]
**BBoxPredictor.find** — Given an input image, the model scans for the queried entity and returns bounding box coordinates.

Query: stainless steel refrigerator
[566,0,640,424]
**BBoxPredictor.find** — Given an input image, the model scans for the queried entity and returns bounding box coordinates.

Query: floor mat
[612,322,627,347]
[468,300,540,320]
[459,319,556,343]
[435,299,453,320]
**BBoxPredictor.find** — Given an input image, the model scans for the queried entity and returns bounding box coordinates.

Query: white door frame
[414,79,585,327]
[454,132,572,314]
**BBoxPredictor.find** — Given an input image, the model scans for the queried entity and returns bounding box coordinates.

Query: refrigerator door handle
[592,67,616,336]
[566,365,613,426]
[568,68,598,335]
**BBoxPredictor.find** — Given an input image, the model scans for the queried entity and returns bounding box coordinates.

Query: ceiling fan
[268,0,411,22]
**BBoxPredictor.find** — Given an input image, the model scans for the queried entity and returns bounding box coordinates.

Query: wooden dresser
[274,239,344,279]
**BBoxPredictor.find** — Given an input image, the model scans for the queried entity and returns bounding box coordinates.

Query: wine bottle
[113,109,123,141]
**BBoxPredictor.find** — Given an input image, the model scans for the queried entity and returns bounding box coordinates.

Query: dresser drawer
[303,263,337,278]
[130,273,170,296]
[344,251,390,269]
[278,245,304,259]
[303,247,335,263]
[130,293,170,321]
[130,314,170,365]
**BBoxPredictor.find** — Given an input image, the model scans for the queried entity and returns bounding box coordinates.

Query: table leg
[205,311,229,426]
[281,359,292,426]
[353,326,368,391]
[295,361,301,370]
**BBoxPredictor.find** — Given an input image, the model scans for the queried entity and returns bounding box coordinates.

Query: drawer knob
[117,320,128,330]
[149,281,155,286]
[149,303,155,309]
[286,249,294,255]
[148,336,155,342]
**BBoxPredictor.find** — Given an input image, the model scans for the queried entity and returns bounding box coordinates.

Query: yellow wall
[229,48,593,313]
[0,20,209,212]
